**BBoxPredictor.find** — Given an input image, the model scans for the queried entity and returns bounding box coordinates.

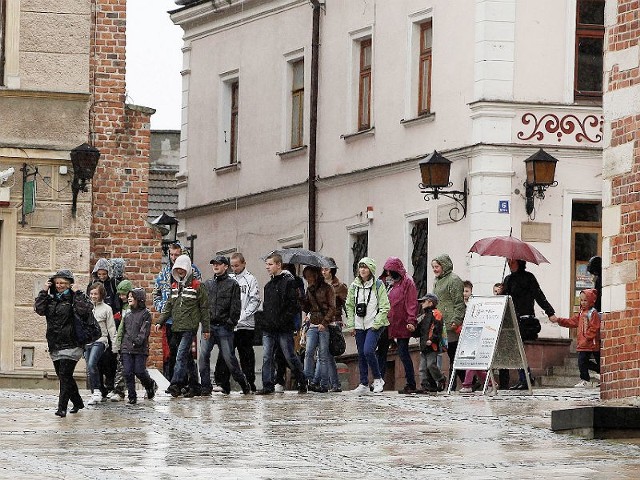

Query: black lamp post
[150,212,179,256]
[70,143,100,217]
[418,150,468,222]
[523,148,558,217]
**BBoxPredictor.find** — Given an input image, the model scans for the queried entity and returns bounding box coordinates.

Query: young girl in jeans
[117,288,158,404]
[345,257,390,394]
[86,283,117,405]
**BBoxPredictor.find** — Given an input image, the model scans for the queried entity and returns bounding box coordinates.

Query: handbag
[518,315,541,341]
[328,325,346,356]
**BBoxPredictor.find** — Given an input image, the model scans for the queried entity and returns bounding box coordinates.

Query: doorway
[569,201,602,314]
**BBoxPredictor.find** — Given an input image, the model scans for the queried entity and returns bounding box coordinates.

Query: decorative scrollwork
[517,113,603,143]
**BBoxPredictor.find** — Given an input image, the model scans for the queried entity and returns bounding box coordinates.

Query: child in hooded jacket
[116,288,158,404]
[551,288,601,387]
[409,293,446,392]
[108,279,134,402]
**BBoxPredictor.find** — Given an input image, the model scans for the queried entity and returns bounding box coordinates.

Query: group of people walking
[36,240,602,416]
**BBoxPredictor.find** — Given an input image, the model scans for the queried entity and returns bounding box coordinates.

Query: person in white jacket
[214,253,261,392]
[86,283,117,405]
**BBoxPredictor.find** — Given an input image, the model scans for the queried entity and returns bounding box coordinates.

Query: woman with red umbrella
[502,259,558,390]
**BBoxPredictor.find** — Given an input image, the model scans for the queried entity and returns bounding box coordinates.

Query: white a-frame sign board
[447,295,531,395]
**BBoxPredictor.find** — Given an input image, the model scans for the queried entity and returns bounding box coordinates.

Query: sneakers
[372,378,385,394]
[297,382,308,394]
[241,382,252,395]
[87,392,103,405]
[437,378,447,392]
[255,388,274,395]
[352,384,370,395]
[128,398,137,405]
[459,386,473,393]
[328,387,342,393]
[274,384,285,393]
[574,380,590,388]
[109,392,125,402]
[166,384,182,398]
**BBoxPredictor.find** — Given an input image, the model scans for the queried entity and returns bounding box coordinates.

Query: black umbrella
[263,248,336,268]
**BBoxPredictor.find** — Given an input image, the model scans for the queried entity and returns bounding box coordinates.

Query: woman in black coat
[34,270,93,417]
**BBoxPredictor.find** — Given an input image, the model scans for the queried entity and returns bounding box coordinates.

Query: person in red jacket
[382,257,418,394]
[550,288,601,388]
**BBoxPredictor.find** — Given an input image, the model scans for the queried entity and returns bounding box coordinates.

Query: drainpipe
[308,0,321,251]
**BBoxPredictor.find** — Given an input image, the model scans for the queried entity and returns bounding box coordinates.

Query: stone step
[540,373,600,388]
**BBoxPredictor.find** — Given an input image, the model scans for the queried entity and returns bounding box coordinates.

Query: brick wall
[602,0,640,400]
[90,0,164,367]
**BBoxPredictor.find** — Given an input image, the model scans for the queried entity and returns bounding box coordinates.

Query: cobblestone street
[0,386,639,479]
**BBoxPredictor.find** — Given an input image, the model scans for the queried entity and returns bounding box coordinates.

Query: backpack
[73,298,102,346]
[108,258,126,284]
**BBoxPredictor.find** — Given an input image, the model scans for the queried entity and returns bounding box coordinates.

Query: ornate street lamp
[150,212,179,256]
[70,143,100,217]
[418,150,468,222]
[524,148,558,217]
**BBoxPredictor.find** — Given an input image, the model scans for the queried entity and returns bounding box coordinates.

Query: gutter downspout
[308,0,321,251]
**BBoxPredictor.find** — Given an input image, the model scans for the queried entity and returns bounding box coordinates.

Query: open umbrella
[263,248,337,268]
[469,236,549,265]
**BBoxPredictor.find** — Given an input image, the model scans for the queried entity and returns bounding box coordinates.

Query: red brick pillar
[90,0,164,367]
[601,0,640,400]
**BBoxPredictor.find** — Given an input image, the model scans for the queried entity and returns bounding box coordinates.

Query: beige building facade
[172,0,604,339]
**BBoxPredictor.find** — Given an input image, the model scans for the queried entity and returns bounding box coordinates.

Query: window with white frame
[410,219,429,298]
[358,38,372,131]
[290,59,304,149]
[574,0,604,99]
[350,231,369,278]
[218,72,240,167]
[417,21,433,115]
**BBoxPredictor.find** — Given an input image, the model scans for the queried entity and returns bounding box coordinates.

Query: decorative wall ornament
[517,113,603,143]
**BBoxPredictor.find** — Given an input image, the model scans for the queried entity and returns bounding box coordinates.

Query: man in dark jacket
[199,255,251,395]
[256,253,307,395]
[503,259,558,390]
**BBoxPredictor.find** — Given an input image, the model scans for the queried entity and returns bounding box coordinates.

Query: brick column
[601,0,640,400]
[90,0,164,367]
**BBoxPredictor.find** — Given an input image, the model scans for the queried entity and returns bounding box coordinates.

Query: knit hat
[418,293,439,306]
[116,279,133,295]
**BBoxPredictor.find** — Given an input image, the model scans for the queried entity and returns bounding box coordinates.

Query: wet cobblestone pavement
[0,387,639,479]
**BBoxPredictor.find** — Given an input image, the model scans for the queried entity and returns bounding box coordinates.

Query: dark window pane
[576,36,603,93]
[411,221,429,299]
[578,0,605,26]
[572,202,602,222]
[575,233,598,262]
[351,233,369,278]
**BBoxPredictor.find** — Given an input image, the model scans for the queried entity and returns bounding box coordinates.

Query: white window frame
[404,209,431,278]
[347,27,374,133]
[217,70,240,168]
[405,8,434,121]
[346,222,370,284]
[281,49,306,152]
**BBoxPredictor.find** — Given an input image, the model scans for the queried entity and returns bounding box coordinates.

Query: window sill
[214,162,241,175]
[340,127,375,143]
[400,112,436,126]
[276,145,308,160]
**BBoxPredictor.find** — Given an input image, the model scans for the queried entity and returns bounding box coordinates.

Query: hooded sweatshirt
[157,254,210,333]
[231,268,261,330]
[116,288,152,355]
[345,257,390,331]
[431,254,466,342]
[88,258,122,316]
[383,257,418,339]
[92,297,117,348]
[556,288,600,352]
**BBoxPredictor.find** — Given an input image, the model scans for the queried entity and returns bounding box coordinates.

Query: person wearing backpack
[345,257,390,395]
[34,270,92,417]
[550,289,601,388]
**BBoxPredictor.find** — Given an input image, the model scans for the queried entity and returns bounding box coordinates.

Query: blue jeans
[304,327,330,385]
[121,353,153,401]
[354,328,382,386]
[396,338,416,389]
[198,325,247,391]
[262,331,305,391]
[84,342,106,391]
[313,354,340,389]
[171,331,198,387]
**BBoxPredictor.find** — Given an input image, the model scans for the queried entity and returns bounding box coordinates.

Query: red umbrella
[469,236,550,265]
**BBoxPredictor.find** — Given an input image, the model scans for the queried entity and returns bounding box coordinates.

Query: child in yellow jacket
[551,288,601,388]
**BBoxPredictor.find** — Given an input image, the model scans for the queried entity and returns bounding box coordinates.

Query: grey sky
[126,0,183,130]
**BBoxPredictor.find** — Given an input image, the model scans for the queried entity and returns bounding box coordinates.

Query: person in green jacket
[155,254,210,397]
[431,254,466,390]
[345,257,390,395]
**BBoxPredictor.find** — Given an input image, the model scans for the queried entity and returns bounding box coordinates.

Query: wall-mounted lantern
[524,148,558,217]
[150,212,179,256]
[418,150,468,222]
[70,143,100,217]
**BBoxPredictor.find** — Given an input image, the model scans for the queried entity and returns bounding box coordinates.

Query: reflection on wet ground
[0,388,639,479]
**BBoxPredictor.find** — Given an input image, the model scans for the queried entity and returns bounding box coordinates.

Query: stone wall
[601,0,640,400]
[90,0,164,367]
